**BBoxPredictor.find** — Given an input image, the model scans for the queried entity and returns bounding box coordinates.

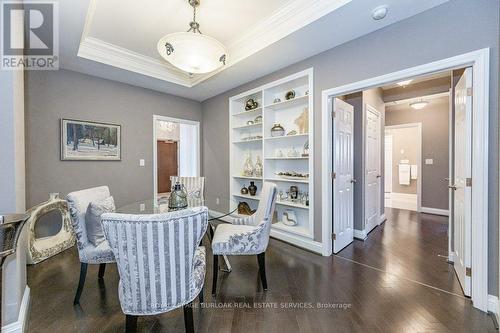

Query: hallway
[337,208,463,295]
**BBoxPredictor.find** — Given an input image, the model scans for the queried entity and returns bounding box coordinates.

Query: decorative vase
[302,140,310,157]
[168,182,188,210]
[243,152,254,176]
[290,185,298,200]
[254,115,262,124]
[254,155,263,177]
[241,185,249,195]
[285,90,295,100]
[271,123,285,137]
[248,181,257,196]
[245,99,259,110]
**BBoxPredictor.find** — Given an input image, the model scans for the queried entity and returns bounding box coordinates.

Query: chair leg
[199,287,204,303]
[183,303,194,333]
[98,263,106,279]
[212,254,218,296]
[73,263,88,305]
[257,253,268,291]
[125,315,138,333]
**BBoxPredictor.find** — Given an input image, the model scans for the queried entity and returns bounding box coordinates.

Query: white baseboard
[270,229,324,255]
[354,229,367,240]
[2,286,30,333]
[385,192,417,211]
[488,294,499,322]
[420,207,449,216]
[379,214,386,224]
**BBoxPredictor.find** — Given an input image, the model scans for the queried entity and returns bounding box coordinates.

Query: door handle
[350,178,357,183]
[448,185,457,190]
[376,175,382,178]
[443,177,450,182]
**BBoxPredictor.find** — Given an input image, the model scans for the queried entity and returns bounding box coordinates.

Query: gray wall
[25,69,202,208]
[201,0,499,294]
[386,97,450,209]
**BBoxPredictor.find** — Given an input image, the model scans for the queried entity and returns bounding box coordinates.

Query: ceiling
[386,94,449,112]
[381,70,452,90]
[59,0,450,101]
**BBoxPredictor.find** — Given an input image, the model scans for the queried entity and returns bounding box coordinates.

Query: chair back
[101,207,208,315]
[170,176,205,198]
[253,182,277,251]
[66,186,110,251]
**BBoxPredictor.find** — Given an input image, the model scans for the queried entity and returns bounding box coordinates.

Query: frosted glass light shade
[158,32,227,74]
[410,100,429,110]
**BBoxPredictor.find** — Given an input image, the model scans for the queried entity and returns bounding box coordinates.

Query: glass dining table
[116,194,240,272]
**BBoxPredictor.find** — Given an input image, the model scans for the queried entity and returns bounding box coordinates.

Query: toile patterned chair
[66,186,116,305]
[211,182,277,296]
[101,206,208,333]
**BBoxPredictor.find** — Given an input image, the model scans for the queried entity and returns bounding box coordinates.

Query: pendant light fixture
[157,0,227,74]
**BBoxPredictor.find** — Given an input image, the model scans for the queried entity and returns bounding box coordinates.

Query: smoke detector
[372,6,388,20]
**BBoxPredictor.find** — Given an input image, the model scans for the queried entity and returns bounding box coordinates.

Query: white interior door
[384,133,393,193]
[333,98,354,253]
[452,67,472,296]
[365,104,381,234]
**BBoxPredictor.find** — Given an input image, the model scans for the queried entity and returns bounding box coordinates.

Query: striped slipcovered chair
[101,207,208,333]
[211,182,277,296]
[66,186,116,305]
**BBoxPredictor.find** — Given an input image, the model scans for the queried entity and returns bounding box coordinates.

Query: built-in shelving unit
[229,68,314,246]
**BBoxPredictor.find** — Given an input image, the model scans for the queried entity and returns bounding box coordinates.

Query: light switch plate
[425,159,434,165]
[139,159,145,167]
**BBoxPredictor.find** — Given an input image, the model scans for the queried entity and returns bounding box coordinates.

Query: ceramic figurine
[275,149,284,158]
[246,120,254,125]
[254,155,263,177]
[271,123,285,137]
[282,210,298,226]
[302,140,309,157]
[245,98,259,111]
[254,115,262,123]
[273,97,281,103]
[285,90,295,100]
[287,147,300,157]
[305,90,309,95]
[248,181,257,196]
[286,130,297,136]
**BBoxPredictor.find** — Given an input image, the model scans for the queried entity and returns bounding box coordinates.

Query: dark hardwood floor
[337,208,464,295]
[27,212,496,332]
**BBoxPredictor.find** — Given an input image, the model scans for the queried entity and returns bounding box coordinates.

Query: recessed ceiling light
[372,6,388,20]
[397,79,413,87]
[410,100,429,110]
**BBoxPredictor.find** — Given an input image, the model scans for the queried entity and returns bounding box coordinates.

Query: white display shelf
[272,221,311,238]
[264,133,309,141]
[276,200,309,210]
[264,95,309,110]
[233,175,263,180]
[229,68,314,247]
[232,108,262,117]
[265,177,309,184]
[232,138,263,144]
[233,123,262,130]
[233,193,260,200]
[265,156,308,160]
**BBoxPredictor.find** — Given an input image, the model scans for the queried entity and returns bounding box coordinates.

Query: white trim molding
[270,229,324,255]
[353,229,367,240]
[321,48,490,312]
[488,295,499,323]
[2,286,30,333]
[379,214,386,224]
[78,0,350,87]
[420,207,449,216]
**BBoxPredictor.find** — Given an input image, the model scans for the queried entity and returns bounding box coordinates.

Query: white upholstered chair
[170,176,205,198]
[211,182,277,296]
[101,206,209,333]
[66,186,116,305]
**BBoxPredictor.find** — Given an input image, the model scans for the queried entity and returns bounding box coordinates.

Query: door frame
[384,133,393,194]
[384,122,422,212]
[153,115,201,199]
[321,48,489,312]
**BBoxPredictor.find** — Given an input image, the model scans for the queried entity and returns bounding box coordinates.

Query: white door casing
[452,67,472,297]
[364,104,381,234]
[332,98,355,253]
[384,133,393,194]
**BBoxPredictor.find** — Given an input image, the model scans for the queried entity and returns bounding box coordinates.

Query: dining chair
[170,176,205,198]
[101,206,209,333]
[66,186,116,305]
[211,182,277,296]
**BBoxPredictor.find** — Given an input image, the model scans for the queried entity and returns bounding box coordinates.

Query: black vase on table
[248,181,257,196]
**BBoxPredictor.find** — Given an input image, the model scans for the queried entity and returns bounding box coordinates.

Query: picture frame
[60,119,121,161]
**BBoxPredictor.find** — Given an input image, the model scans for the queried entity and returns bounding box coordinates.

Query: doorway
[153,115,201,198]
[321,49,490,311]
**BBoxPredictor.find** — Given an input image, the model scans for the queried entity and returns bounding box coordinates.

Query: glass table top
[116,194,239,221]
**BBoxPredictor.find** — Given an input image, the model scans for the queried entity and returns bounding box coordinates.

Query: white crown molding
[78,0,351,87]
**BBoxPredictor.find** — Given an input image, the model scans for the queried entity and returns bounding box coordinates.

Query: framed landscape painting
[61,119,121,161]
